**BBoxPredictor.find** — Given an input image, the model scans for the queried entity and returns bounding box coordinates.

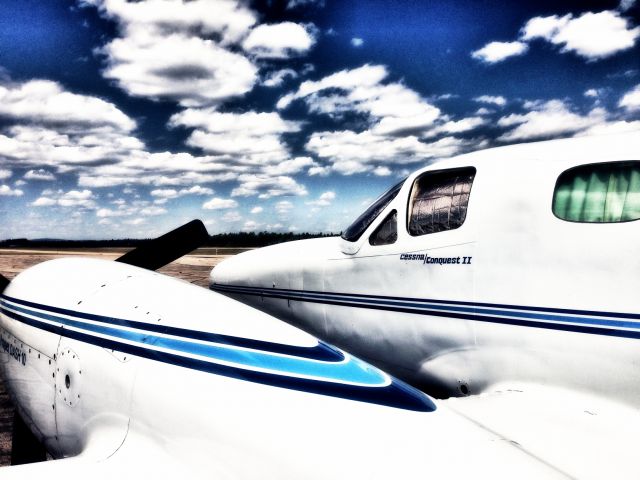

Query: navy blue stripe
[251,290,640,329]
[0,306,434,412]
[0,294,342,362]
[0,302,383,384]
[211,284,640,321]
[211,284,640,340]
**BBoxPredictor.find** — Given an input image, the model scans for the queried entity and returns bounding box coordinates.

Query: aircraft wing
[2,385,635,479]
[443,383,640,479]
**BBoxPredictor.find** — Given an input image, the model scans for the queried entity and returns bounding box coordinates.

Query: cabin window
[342,179,405,242]
[369,210,397,246]
[553,162,640,223]
[408,167,475,236]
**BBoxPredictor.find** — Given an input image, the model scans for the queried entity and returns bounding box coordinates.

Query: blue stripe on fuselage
[1,293,342,362]
[0,295,434,412]
[210,284,640,339]
[0,299,383,385]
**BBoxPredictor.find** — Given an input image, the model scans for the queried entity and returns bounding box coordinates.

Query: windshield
[341,179,406,242]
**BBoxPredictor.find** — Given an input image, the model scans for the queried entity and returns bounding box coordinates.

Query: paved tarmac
[0,248,237,466]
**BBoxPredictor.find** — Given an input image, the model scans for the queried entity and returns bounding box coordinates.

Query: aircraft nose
[209,251,252,288]
[210,236,341,291]
[209,245,286,290]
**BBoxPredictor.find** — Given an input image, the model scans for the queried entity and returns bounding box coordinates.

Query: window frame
[341,178,406,243]
[551,160,640,224]
[368,209,398,246]
[406,166,477,237]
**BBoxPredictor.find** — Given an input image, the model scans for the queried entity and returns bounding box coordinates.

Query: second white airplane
[211,131,640,479]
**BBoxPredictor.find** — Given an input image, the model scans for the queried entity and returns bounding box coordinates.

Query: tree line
[0,231,338,249]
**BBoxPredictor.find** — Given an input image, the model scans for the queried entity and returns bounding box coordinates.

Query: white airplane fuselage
[211,133,640,406]
[0,257,567,478]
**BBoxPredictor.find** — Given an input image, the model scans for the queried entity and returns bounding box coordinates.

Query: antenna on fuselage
[115,219,209,271]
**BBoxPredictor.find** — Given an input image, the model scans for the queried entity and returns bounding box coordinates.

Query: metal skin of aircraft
[210,131,640,479]
[0,223,573,478]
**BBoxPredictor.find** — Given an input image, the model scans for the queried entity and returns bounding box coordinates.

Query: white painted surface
[0,258,571,478]
[211,132,640,478]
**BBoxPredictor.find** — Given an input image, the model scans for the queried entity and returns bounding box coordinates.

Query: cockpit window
[408,167,475,236]
[369,210,397,246]
[342,179,405,242]
[553,161,640,223]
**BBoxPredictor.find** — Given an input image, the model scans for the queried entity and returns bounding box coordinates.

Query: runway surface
[0,248,238,466]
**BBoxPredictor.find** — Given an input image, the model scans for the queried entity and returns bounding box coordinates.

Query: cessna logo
[399,253,472,265]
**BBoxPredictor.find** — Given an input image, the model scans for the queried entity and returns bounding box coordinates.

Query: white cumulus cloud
[231,174,308,199]
[474,95,507,106]
[275,200,293,215]
[84,0,260,107]
[242,220,261,232]
[150,185,214,203]
[169,109,309,198]
[308,165,330,176]
[169,109,301,164]
[0,79,161,188]
[0,79,136,131]
[32,189,96,208]
[203,197,238,210]
[521,11,639,60]
[0,185,23,196]
[373,166,392,176]
[261,68,298,88]
[103,32,257,107]
[475,9,639,64]
[498,99,640,141]
[262,157,316,176]
[24,169,56,181]
[620,84,640,111]
[306,129,473,175]
[139,206,167,216]
[221,211,242,222]
[471,41,528,63]
[279,64,483,175]
[243,22,316,59]
[306,191,335,206]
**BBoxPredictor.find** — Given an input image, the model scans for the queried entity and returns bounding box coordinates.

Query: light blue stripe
[0,299,386,386]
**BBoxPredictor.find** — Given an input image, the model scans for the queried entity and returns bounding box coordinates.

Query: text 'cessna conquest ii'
[212,131,640,479]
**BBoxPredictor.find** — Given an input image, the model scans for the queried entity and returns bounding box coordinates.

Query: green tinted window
[553,162,640,223]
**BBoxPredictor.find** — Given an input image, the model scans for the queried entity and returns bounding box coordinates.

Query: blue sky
[0,0,638,239]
